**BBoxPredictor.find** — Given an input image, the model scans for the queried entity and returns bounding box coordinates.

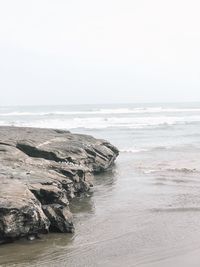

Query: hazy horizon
[1,0,200,106]
[1,101,200,108]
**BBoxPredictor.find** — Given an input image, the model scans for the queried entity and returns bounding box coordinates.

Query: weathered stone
[0,126,119,243]
[43,204,74,233]
[0,179,50,243]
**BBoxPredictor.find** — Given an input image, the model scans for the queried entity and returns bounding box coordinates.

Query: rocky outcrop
[0,126,118,244]
[0,179,50,243]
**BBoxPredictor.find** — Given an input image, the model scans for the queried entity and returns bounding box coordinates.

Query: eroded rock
[0,180,50,243]
[43,204,74,233]
[0,126,119,243]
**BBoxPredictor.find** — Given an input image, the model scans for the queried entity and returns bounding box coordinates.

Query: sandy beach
[1,103,200,266]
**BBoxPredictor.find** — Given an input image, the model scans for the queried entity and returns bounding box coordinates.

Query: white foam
[1,107,200,116]
[2,115,200,130]
[97,107,200,114]
[143,169,158,174]
[120,148,149,153]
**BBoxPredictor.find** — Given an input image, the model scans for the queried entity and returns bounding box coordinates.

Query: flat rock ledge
[0,126,119,244]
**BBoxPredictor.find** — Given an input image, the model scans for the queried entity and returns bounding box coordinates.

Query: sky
[0,0,200,105]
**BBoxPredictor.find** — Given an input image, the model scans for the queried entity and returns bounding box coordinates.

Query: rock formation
[0,126,119,244]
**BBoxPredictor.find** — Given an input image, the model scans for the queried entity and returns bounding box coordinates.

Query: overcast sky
[0,0,200,105]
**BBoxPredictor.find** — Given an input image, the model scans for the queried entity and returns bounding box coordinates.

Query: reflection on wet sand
[0,168,117,267]
[1,151,200,267]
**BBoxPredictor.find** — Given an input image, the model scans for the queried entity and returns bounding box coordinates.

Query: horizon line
[1,101,200,107]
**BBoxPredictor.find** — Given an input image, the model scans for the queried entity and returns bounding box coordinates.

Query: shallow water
[1,103,200,266]
[1,149,200,266]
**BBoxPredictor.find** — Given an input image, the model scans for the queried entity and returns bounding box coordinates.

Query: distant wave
[120,143,200,154]
[0,112,48,116]
[142,168,199,176]
[1,107,200,116]
[166,168,198,173]
[143,167,199,175]
[1,115,200,129]
[120,148,149,153]
[120,146,172,153]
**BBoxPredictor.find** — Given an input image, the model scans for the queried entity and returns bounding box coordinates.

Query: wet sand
[1,149,200,266]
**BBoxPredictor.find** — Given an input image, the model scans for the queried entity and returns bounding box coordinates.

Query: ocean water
[1,103,200,266]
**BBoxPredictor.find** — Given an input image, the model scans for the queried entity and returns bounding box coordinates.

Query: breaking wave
[1,107,200,116]
[119,148,149,153]
[13,116,200,128]
[1,115,200,130]
[166,168,198,173]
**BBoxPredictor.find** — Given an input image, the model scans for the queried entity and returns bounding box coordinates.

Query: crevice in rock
[103,142,119,155]
[0,142,13,147]
[93,148,109,160]
[85,148,97,157]
[54,168,75,179]
[42,204,74,233]
[16,143,67,163]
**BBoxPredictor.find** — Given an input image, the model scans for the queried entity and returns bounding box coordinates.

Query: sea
[1,102,200,267]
